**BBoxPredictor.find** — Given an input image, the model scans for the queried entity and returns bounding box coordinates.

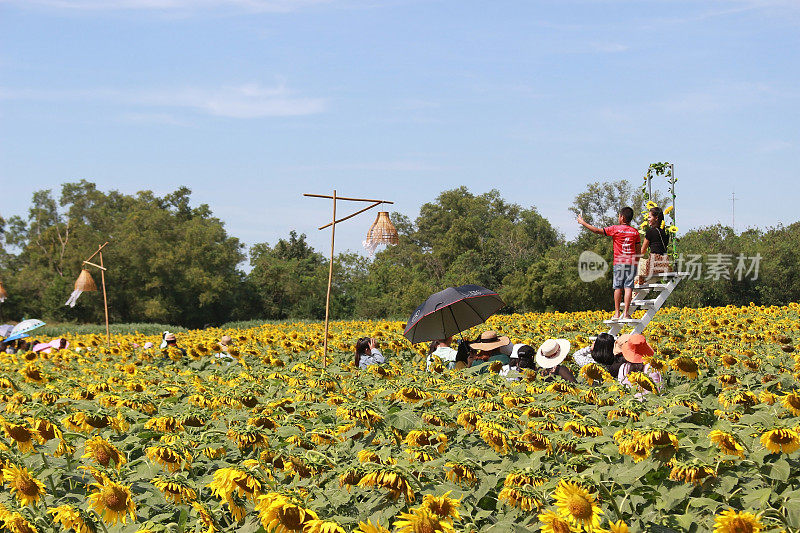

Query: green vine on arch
[641,162,678,257]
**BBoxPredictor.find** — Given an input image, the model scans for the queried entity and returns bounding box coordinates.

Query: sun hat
[164,333,177,342]
[511,343,535,359]
[613,333,632,355]
[621,334,654,363]
[470,330,511,351]
[535,338,571,369]
[220,335,233,346]
[143,342,154,349]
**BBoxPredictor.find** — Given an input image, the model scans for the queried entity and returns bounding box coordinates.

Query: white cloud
[0,83,327,118]
[0,0,333,12]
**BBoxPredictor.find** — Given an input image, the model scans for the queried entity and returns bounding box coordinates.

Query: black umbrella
[403,284,505,344]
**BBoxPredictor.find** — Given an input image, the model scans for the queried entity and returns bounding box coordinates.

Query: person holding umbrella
[426,337,458,371]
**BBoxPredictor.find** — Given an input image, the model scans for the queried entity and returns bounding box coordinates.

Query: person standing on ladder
[577,207,640,320]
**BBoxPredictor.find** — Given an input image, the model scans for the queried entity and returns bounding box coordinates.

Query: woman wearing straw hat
[469,330,512,370]
[534,338,576,383]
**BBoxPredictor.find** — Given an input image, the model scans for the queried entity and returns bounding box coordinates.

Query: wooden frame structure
[81,242,111,346]
[304,192,394,366]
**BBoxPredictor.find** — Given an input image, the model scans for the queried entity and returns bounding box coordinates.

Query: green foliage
[2,178,798,327]
[1,180,245,327]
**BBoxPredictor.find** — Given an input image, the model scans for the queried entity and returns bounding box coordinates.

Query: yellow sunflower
[444,462,477,486]
[708,430,745,459]
[607,520,630,533]
[552,480,603,531]
[421,491,461,520]
[354,519,390,533]
[48,505,98,533]
[392,508,456,533]
[145,444,192,472]
[303,520,346,533]
[208,467,263,503]
[2,421,36,454]
[191,502,218,533]
[2,512,38,533]
[781,392,800,416]
[3,464,46,506]
[498,486,541,511]
[760,428,800,454]
[669,462,716,485]
[357,468,415,502]
[255,493,319,533]
[580,363,613,386]
[87,477,137,526]
[82,436,126,469]
[29,418,62,444]
[670,356,699,379]
[152,476,197,504]
[713,509,763,533]
[537,510,573,533]
[144,416,184,433]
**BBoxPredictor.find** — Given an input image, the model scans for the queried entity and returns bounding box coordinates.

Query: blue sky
[1,0,798,261]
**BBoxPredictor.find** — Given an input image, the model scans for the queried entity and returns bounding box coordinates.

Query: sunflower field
[1,303,799,533]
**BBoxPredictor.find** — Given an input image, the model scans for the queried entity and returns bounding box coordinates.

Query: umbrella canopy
[5,319,46,342]
[403,284,505,344]
[0,325,13,338]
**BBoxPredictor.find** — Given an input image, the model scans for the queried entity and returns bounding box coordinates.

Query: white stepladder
[604,271,689,336]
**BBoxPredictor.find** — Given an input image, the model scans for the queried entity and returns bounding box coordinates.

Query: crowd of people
[356,329,663,395]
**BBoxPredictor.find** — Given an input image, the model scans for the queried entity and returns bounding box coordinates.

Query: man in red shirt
[577,207,640,319]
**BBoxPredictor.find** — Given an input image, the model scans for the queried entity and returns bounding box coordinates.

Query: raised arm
[577,215,605,235]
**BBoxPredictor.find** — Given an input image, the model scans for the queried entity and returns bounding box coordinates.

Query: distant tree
[667,225,760,308]
[755,222,800,305]
[3,181,245,327]
[248,231,328,319]
[570,179,668,228]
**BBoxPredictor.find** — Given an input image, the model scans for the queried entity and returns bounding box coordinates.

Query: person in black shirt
[637,207,671,285]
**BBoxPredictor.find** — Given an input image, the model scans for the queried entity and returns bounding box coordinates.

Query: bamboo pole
[84,241,109,263]
[304,193,394,204]
[99,250,110,346]
[318,201,383,230]
[81,260,107,271]
[322,190,337,367]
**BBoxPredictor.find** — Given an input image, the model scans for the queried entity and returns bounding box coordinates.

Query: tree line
[1,180,798,327]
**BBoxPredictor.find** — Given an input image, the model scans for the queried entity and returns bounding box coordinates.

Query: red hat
[621,334,654,363]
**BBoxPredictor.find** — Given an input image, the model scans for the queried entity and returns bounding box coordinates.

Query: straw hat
[613,333,632,355]
[220,335,233,346]
[470,330,510,351]
[621,334,654,363]
[536,338,570,369]
[164,333,177,342]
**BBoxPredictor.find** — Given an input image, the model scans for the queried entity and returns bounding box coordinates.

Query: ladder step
[634,283,669,290]
[654,272,690,278]
[603,318,645,325]
[631,299,656,308]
